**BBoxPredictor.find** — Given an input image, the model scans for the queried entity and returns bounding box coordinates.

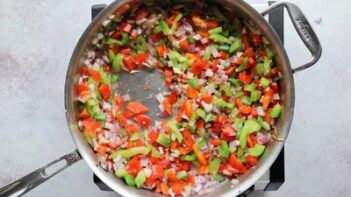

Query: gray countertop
[0,0,350,196]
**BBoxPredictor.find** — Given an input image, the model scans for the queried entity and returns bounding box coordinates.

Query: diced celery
[180,154,197,161]
[219,141,229,158]
[208,159,221,176]
[229,38,241,53]
[135,170,146,188]
[250,90,262,102]
[159,20,171,35]
[260,77,271,88]
[112,54,123,72]
[209,27,223,35]
[176,171,188,180]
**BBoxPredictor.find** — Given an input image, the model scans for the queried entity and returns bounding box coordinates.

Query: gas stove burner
[90,2,285,196]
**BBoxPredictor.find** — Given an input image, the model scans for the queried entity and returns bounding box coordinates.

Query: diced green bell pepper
[195,109,206,119]
[151,148,162,158]
[180,154,197,161]
[250,90,262,102]
[156,133,171,147]
[130,132,141,141]
[108,49,115,62]
[241,96,252,105]
[86,98,100,117]
[244,83,256,92]
[257,117,270,130]
[169,121,183,143]
[124,173,136,186]
[229,77,240,86]
[112,54,123,72]
[115,168,128,178]
[135,35,147,51]
[239,120,261,149]
[188,77,199,88]
[270,103,282,118]
[109,146,150,159]
[213,173,226,181]
[248,144,265,156]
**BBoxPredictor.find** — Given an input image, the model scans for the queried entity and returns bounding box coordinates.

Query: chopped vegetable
[157,133,171,147]
[270,103,282,118]
[109,146,151,159]
[248,144,265,156]
[76,1,283,195]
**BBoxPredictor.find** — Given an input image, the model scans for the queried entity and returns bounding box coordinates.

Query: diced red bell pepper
[180,39,190,52]
[87,69,101,83]
[76,84,88,95]
[221,162,240,175]
[125,123,140,135]
[83,118,102,137]
[229,154,247,173]
[186,86,199,99]
[148,129,159,143]
[206,20,219,29]
[162,99,173,115]
[123,56,137,71]
[184,100,193,118]
[133,53,149,65]
[238,71,253,84]
[164,69,173,87]
[126,156,142,176]
[191,58,207,76]
[98,84,111,101]
[126,101,149,115]
[222,124,236,141]
[134,114,152,128]
[157,45,168,57]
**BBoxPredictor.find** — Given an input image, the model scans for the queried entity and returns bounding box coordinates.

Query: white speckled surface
[0,0,350,197]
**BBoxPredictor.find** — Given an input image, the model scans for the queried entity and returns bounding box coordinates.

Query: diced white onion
[123,23,132,32]
[200,38,208,44]
[257,106,265,116]
[102,19,111,27]
[273,93,280,100]
[193,34,201,40]
[201,101,213,112]
[155,93,165,103]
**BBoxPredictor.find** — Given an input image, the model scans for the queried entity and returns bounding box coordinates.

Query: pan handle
[261,1,322,73]
[0,150,81,197]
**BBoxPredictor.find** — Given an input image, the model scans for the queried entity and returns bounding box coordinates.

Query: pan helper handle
[0,150,81,197]
[261,1,322,73]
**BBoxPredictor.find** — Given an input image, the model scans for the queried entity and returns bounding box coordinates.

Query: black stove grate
[90,3,285,196]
